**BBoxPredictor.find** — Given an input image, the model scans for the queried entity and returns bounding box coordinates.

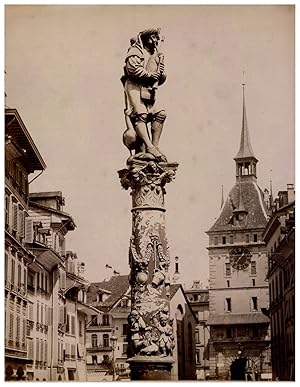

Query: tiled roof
[207,312,270,326]
[208,181,268,233]
[87,275,130,311]
[169,283,181,298]
[88,276,183,312]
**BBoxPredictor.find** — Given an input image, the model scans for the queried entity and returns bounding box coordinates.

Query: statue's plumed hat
[139,28,161,40]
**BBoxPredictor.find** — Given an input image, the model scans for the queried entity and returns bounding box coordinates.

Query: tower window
[253,234,258,242]
[227,280,230,288]
[251,261,256,275]
[222,236,226,244]
[246,234,249,243]
[225,298,232,312]
[230,235,233,244]
[214,236,218,245]
[251,297,258,311]
[252,279,256,286]
[225,263,231,276]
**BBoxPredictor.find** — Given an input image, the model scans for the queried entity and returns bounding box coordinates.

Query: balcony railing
[86,345,112,352]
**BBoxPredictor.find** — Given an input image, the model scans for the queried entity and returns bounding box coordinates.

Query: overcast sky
[5,5,295,287]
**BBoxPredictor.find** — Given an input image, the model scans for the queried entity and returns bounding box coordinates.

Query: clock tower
[206,85,271,380]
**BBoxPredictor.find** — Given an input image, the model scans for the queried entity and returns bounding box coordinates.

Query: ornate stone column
[118,159,178,380]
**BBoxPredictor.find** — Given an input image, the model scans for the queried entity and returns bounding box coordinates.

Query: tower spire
[234,84,258,181]
[220,185,224,209]
[235,84,256,159]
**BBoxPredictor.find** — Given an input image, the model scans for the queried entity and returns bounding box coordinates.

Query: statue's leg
[150,110,167,161]
[134,113,154,150]
[151,110,166,148]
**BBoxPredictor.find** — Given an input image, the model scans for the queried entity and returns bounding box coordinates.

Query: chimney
[172,256,180,283]
[263,188,270,209]
[77,262,85,277]
[287,184,295,203]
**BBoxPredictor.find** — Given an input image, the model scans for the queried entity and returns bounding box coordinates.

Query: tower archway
[230,356,247,380]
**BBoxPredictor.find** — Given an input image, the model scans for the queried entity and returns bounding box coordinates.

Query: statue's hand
[151,72,160,81]
[158,62,165,73]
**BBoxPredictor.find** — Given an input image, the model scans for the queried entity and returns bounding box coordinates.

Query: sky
[4,4,295,288]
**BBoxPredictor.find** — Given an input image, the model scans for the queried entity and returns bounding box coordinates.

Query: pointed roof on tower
[234,84,257,161]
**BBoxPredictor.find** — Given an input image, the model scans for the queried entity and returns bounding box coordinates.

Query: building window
[122,324,128,337]
[226,327,233,339]
[229,235,233,244]
[252,279,256,286]
[37,302,40,323]
[253,234,258,242]
[225,298,232,312]
[79,320,83,337]
[92,355,97,365]
[222,236,226,244]
[214,236,218,245]
[103,334,109,348]
[45,275,48,293]
[195,330,200,344]
[251,261,256,275]
[225,263,231,276]
[17,264,21,289]
[91,315,98,326]
[66,314,70,333]
[196,351,201,364]
[103,314,109,326]
[227,280,230,288]
[251,297,258,311]
[187,323,193,360]
[120,298,128,307]
[5,253,9,283]
[252,327,259,338]
[5,195,10,228]
[97,293,103,302]
[71,315,75,335]
[246,234,249,243]
[193,294,198,302]
[92,334,98,348]
[11,259,15,285]
[122,343,128,355]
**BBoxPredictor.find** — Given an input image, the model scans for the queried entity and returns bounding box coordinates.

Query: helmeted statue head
[139,28,161,41]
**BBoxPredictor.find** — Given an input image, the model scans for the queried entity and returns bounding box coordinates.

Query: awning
[31,247,64,271]
[77,302,101,316]
[206,313,270,326]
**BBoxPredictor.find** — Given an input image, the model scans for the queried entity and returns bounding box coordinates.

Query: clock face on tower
[229,246,252,270]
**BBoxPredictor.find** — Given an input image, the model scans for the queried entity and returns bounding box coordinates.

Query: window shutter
[12,203,18,231]
[9,313,14,339]
[16,315,20,342]
[61,271,66,290]
[22,318,26,344]
[25,218,34,243]
[40,340,44,363]
[29,303,33,321]
[45,341,48,363]
[45,305,48,326]
[28,340,33,360]
[19,209,25,237]
[36,338,39,362]
[59,306,64,324]
[71,315,75,335]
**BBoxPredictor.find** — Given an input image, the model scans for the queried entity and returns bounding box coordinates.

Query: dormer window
[97,293,103,303]
[120,298,128,307]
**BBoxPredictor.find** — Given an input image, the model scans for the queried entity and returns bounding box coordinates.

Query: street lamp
[110,335,117,381]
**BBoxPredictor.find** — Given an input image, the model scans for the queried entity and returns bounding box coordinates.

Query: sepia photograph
[4,3,295,382]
